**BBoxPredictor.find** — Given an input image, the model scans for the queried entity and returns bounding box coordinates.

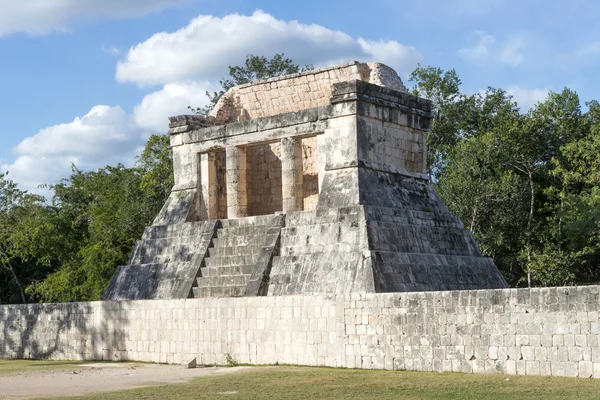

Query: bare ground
[0,362,251,399]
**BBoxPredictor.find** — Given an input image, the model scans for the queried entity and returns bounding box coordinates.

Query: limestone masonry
[103,61,507,300]
[3,287,600,378]
[2,62,599,381]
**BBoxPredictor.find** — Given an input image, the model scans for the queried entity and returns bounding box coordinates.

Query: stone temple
[103,61,508,300]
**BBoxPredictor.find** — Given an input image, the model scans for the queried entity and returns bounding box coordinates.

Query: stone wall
[209,61,408,124]
[246,143,283,216]
[358,116,427,175]
[3,287,600,379]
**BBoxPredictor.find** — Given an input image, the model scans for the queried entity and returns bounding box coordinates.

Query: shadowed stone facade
[5,287,600,379]
[103,61,508,301]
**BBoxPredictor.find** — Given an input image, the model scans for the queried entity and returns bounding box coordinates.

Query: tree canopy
[411,64,600,287]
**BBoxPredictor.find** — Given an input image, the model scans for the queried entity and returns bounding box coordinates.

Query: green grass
[43,366,600,400]
[0,359,88,375]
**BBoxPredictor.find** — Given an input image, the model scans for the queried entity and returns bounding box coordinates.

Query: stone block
[579,361,594,378]
[183,358,197,369]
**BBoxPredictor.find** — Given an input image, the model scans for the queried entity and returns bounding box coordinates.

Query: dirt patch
[0,363,251,399]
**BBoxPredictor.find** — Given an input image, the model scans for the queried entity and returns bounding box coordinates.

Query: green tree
[435,87,530,285]
[409,65,480,179]
[138,133,174,201]
[23,132,175,302]
[26,164,165,302]
[530,97,600,286]
[0,173,52,303]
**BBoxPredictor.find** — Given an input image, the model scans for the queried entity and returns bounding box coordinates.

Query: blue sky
[1,0,599,192]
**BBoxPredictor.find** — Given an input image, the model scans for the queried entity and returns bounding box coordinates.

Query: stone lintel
[168,115,222,135]
[330,80,432,114]
[180,107,326,146]
[177,95,429,149]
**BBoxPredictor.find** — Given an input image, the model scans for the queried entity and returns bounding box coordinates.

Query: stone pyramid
[103,61,507,300]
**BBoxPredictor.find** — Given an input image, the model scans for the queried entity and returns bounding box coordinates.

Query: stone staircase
[192,214,283,298]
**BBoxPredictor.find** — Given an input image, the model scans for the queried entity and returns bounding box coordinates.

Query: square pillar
[199,152,218,220]
[226,146,247,218]
[317,132,330,194]
[281,137,303,212]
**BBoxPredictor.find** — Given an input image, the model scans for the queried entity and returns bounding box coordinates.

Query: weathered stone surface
[3,287,600,379]
[103,61,506,301]
[168,115,220,135]
[207,61,410,125]
[5,61,598,384]
[193,214,283,298]
[102,220,217,300]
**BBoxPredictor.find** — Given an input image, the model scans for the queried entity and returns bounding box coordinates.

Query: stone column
[199,152,218,219]
[316,132,330,194]
[226,146,247,218]
[281,137,304,212]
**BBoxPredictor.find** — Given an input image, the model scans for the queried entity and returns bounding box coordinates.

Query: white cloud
[497,37,525,67]
[506,86,549,110]
[457,31,495,61]
[116,10,423,86]
[134,81,217,132]
[0,0,188,37]
[357,39,422,78]
[476,86,549,111]
[1,106,147,193]
[3,11,425,192]
[458,31,525,66]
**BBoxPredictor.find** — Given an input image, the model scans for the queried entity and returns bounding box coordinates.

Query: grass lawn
[0,359,88,375]
[44,366,600,400]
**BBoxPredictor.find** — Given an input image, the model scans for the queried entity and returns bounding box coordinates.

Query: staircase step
[212,235,269,248]
[215,226,271,238]
[204,255,258,267]
[218,215,281,228]
[201,264,255,277]
[193,286,246,298]
[208,245,263,258]
[196,275,250,288]
[189,215,282,299]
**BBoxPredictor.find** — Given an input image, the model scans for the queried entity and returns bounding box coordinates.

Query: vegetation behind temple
[1,56,600,303]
